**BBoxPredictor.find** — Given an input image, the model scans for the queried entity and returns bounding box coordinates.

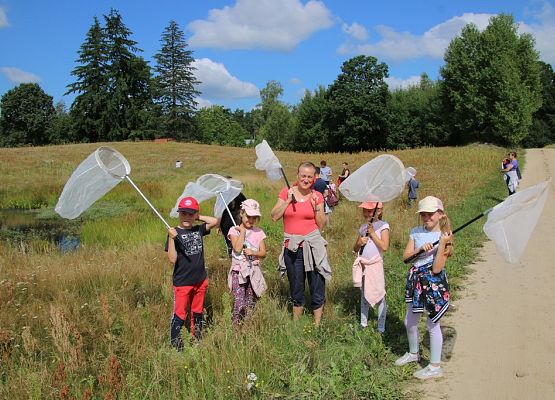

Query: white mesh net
[170,174,232,218]
[339,154,406,202]
[405,166,416,182]
[255,140,283,181]
[55,147,130,219]
[483,180,549,264]
[214,178,243,218]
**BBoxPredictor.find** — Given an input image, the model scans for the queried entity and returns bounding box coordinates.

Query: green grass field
[0,142,509,399]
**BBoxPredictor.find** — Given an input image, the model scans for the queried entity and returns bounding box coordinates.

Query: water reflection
[0,209,80,252]
[58,235,80,252]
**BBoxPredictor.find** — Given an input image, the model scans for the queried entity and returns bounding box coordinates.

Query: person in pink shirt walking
[352,202,390,333]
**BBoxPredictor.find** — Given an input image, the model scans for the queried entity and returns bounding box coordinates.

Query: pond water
[0,209,80,252]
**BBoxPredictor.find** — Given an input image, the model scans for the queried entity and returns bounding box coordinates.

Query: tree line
[1,11,554,150]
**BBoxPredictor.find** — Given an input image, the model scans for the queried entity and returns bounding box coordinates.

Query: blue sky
[1,0,554,111]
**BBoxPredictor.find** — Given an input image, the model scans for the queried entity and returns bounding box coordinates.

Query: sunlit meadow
[0,142,509,399]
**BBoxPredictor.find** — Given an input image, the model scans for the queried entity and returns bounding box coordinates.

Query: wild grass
[0,142,508,399]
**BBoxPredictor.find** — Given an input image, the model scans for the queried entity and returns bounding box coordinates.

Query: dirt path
[421,148,555,399]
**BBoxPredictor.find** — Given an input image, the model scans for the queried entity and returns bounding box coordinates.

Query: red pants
[173,279,208,334]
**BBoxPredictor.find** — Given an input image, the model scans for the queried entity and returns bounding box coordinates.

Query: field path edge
[420,148,555,399]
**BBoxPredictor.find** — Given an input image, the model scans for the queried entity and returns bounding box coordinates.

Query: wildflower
[247,372,257,382]
[247,382,254,391]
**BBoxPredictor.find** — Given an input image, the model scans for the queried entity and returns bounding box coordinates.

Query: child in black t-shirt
[166,196,219,350]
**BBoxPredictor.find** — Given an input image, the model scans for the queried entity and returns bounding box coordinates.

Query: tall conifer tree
[153,20,200,139]
[66,16,109,142]
[103,8,152,141]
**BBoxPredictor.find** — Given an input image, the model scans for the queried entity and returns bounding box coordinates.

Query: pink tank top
[278,187,324,235]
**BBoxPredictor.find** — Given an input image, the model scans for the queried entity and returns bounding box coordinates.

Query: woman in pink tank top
[271,162,329,325]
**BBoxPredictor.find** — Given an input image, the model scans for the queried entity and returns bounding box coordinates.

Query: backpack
[326,185,339,207]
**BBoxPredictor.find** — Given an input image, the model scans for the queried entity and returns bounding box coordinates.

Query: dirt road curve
[423,148,555,399]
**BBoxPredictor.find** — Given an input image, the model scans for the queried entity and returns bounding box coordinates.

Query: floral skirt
[404,261,449,323]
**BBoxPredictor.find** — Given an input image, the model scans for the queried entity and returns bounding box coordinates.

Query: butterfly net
[255,140,283,181]
[170,174,231,218]
[214,178,243,218]
[339,154,406,202]
[405,166,416,182]
[55,147,130,219]
[483,180,550,264]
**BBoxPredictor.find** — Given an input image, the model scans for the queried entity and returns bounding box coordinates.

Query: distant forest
[1,11,554,150]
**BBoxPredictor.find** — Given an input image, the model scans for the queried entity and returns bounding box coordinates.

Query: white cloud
[187,0,334,50]
[338,13,494,61]
[193,58,259,99]
[0,67,40,84]
[342,22,368,41]
[289,77,301,85]
[0,6,9,28]
[385,75,422,91]
[519,2,555,65]
[194,97,213,110]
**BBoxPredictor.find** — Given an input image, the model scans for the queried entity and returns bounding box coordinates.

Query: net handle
[359,206,379,255]
[219,192,237,227]
[125,176,192,252]
[403,208,493,264]
[280,167,297,205]
[125,176,171,229]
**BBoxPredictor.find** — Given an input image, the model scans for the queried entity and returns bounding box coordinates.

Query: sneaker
[413,365,443,380]
[394,352,420,366]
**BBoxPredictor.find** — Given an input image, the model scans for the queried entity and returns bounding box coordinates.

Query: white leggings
[405,303,443,364]
[360,289,387,333]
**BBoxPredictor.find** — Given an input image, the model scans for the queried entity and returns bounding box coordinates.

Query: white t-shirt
[358,220,390,260]
[409,225,441,267]
[320,166,331,182]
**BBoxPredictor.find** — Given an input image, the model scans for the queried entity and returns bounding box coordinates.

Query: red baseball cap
[177,196,199,213]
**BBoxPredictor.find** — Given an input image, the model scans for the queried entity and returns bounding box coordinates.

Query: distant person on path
[271,162,331,326]
[319,160,332,185]
[166,197,219,350]
[337,162,350,187]
[227,199,267,327]
[352,202,390,333]
[407,170,419,205]
[512,152,522,180]
[501,152,519,196]
[219,177,247,256]
[312,167,332,227]
[396,196,453,380]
